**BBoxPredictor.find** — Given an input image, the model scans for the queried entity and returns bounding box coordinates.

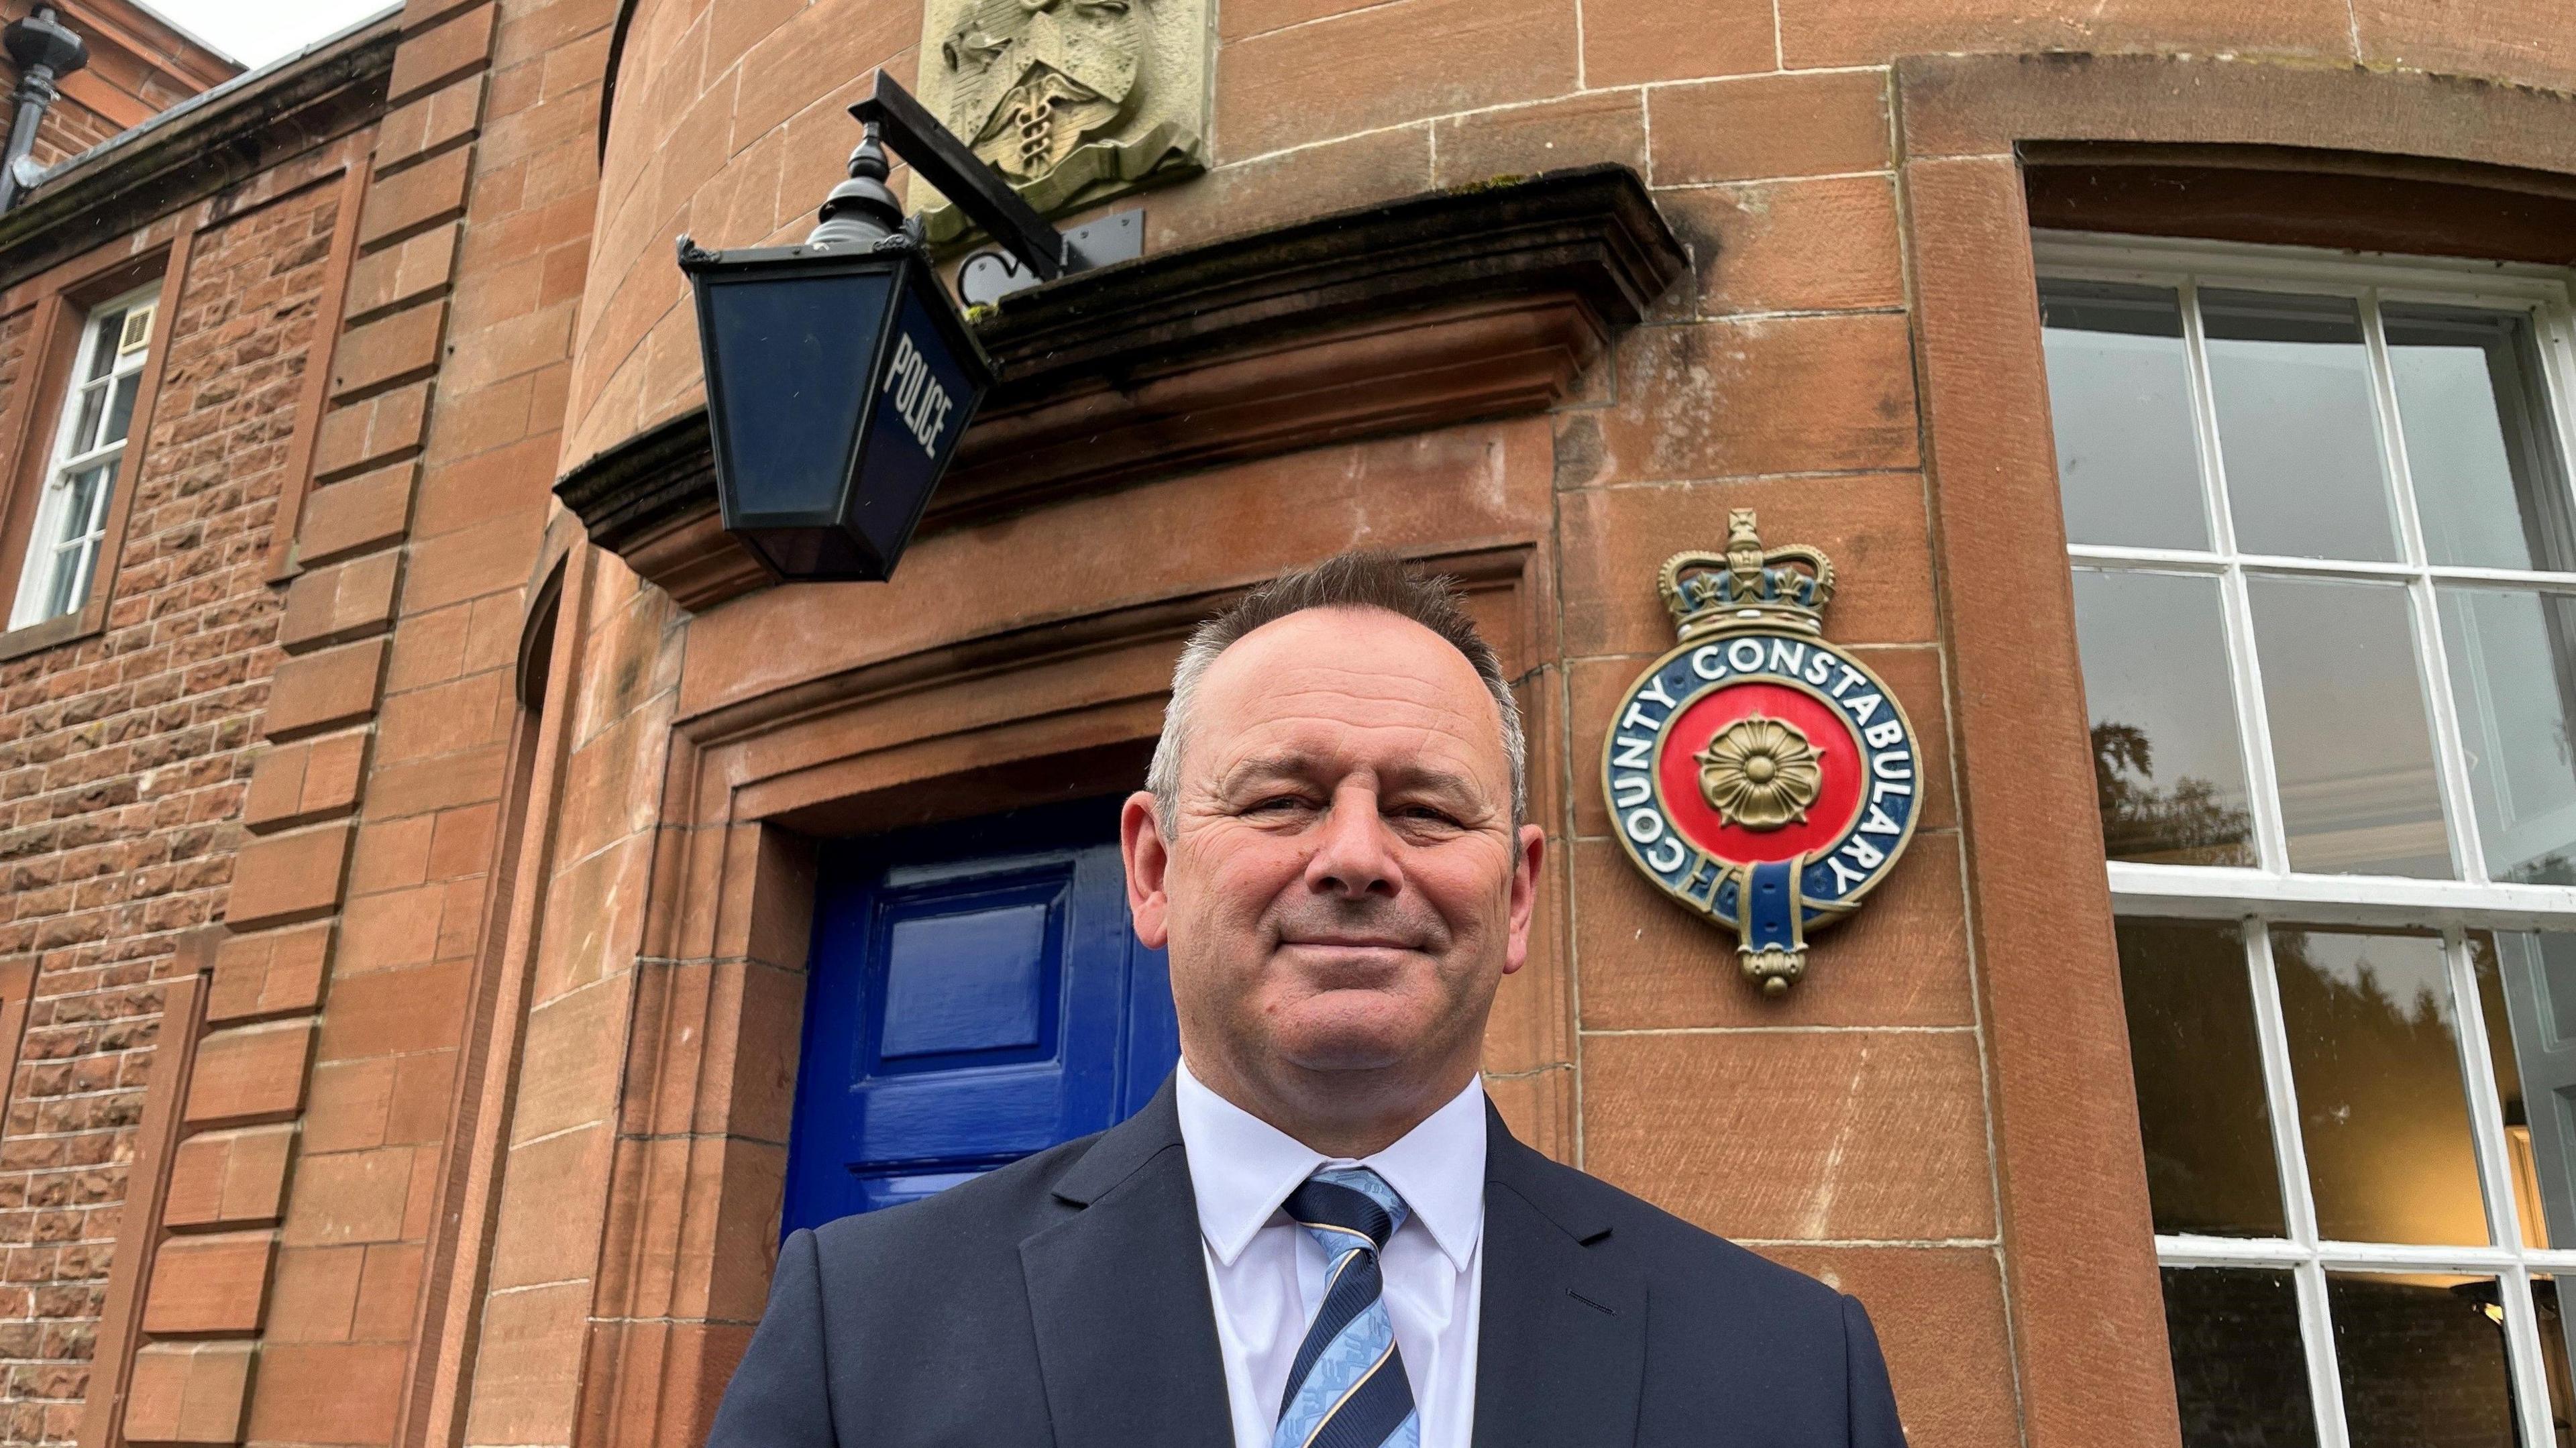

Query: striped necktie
[1273,1167,1419,1448]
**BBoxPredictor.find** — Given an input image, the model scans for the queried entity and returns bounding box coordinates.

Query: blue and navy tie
[1272,1168,1419,1448]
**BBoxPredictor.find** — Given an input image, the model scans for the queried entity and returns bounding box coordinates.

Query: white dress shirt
[1175,1062,1487,1448]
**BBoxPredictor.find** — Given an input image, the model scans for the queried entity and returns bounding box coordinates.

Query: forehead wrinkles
[1203,622,1493,720]
[1193,667,1502,799]
[1176,606,1509,790]
[1248,669,1485,723]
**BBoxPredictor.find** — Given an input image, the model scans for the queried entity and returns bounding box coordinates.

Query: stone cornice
[554,164,1687,614]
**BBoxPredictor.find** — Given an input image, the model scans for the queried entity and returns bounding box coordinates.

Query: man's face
[1122,607,1544,1109]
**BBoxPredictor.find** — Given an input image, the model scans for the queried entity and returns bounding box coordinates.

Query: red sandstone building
[0,0,2569,1443]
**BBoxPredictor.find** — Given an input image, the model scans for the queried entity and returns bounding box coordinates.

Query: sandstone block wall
[0,142,353,1445]
[0,0,2570,1446]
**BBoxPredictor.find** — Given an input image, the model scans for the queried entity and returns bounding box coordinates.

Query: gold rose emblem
[1695,716,1823,831]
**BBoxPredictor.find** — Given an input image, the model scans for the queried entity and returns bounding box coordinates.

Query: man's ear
[1120,789,1173,949]
[1501,824,1544,977]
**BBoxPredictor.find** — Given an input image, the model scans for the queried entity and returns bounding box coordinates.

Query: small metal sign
[1599,510,1922,995]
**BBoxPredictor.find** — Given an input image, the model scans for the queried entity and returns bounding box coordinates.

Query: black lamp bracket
[851,72,1096,284]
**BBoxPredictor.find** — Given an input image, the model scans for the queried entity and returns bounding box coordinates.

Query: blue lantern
[678,123,994,582]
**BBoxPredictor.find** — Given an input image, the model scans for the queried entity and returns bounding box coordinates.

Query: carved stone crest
[914,0,1208,242]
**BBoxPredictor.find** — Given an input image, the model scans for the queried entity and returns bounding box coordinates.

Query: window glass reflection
[2385,304,2576,573]
[71,380,105,454]
[85,309,121,379]
[2479,932,2576,1254]
[2327,1272,2519,1448]
[2472,932,2552,1250]
[103,372,138,449]
[2072,569,2255,866]
[2040,280,2209,551]
[2249,575,2452,878]
[2203,288,2400,561]
[2536,1276,2576,1448]
[2440,588,2576,885]
[2117,919,2284,1236]
[2161,1267,2318,1447]
[2276,928,2487,1245]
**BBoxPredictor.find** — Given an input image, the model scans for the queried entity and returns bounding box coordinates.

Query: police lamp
[677,74,1097,581]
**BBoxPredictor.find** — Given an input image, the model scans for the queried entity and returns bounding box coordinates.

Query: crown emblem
[1656,510,1836,641]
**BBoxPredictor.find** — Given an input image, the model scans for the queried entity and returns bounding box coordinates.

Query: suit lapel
[1020,1079,1236,1448]
[1472,1105,1644,1448]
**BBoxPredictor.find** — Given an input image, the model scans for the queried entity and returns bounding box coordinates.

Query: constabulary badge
[1599,510,1921,996]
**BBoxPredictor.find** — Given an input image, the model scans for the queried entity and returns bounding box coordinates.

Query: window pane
[2473,932,2551,1249]
[2073,569,2256,866]
[42,537,93,620]
[2248,575,2451,877]
[101,372,139,449]
[2327,1272,2519,1448]
[2482,932,2576,1253]
[69,380,104,455]
[2441,588,2576,884]
[2203,288,2400,561]
[62,460,111,535]
[2276,928,2487,1245]
[2116,918,2285,1236]
[2161,1266,2317,1447]
[2039,280,2209,550]
[85,309,123,380]
[75,457,115,534]
[38,462,113,622]
[2385,304,2576,573]
[2534,1276,2575,1448]
[41,547,80,620]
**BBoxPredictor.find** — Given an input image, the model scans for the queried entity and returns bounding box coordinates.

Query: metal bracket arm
[851,72,1079,282]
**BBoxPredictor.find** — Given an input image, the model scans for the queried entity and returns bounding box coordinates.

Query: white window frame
[2037,229,2576,1447]
[11,282,158,631]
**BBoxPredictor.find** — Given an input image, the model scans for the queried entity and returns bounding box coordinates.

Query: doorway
[781,795,1180,1231]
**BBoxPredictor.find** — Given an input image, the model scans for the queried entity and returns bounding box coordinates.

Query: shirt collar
[1175,1062,1487,1274]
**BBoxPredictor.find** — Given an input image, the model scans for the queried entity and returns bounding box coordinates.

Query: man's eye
[1246,795,1313,814]
[1393,804,1459,827]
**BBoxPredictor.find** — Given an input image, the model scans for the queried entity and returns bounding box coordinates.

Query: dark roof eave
[0,7,401,287]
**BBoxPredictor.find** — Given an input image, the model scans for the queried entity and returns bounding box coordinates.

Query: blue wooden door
[782,797,1180,1231]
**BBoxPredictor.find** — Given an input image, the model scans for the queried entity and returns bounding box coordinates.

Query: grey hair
[1146,551,1526,836]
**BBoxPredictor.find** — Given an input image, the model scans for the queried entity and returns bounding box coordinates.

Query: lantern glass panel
[703,269,895,521]
[846,276,983,564]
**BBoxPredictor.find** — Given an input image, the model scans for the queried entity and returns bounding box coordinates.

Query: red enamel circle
[1654,680,1864,867]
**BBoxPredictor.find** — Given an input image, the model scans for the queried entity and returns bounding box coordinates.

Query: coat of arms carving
[914,0,1207,242]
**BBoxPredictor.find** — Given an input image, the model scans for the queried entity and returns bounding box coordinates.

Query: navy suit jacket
[709,1078,1908,1447]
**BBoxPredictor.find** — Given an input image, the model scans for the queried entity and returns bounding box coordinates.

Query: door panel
[783,797,1179,1231]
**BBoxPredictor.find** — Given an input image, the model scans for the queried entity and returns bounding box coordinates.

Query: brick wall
[0,171,346,1445]
[84,0,632,1441]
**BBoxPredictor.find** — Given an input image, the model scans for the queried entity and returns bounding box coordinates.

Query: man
[709,552,1909,1447]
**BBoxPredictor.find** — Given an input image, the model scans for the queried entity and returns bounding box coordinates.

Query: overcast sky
[138,0,396,70]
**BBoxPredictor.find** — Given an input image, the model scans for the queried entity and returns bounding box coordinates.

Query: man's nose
[1305,787,1401,899]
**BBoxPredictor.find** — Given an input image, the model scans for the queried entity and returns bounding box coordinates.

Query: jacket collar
[1472,1096,1645,1448]
[1026,1079,1644,1448]
[1174,1063,1488,1272]
[1022,1076,1237,1448]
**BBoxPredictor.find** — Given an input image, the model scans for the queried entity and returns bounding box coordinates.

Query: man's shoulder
[1495,1138,1847,1317]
